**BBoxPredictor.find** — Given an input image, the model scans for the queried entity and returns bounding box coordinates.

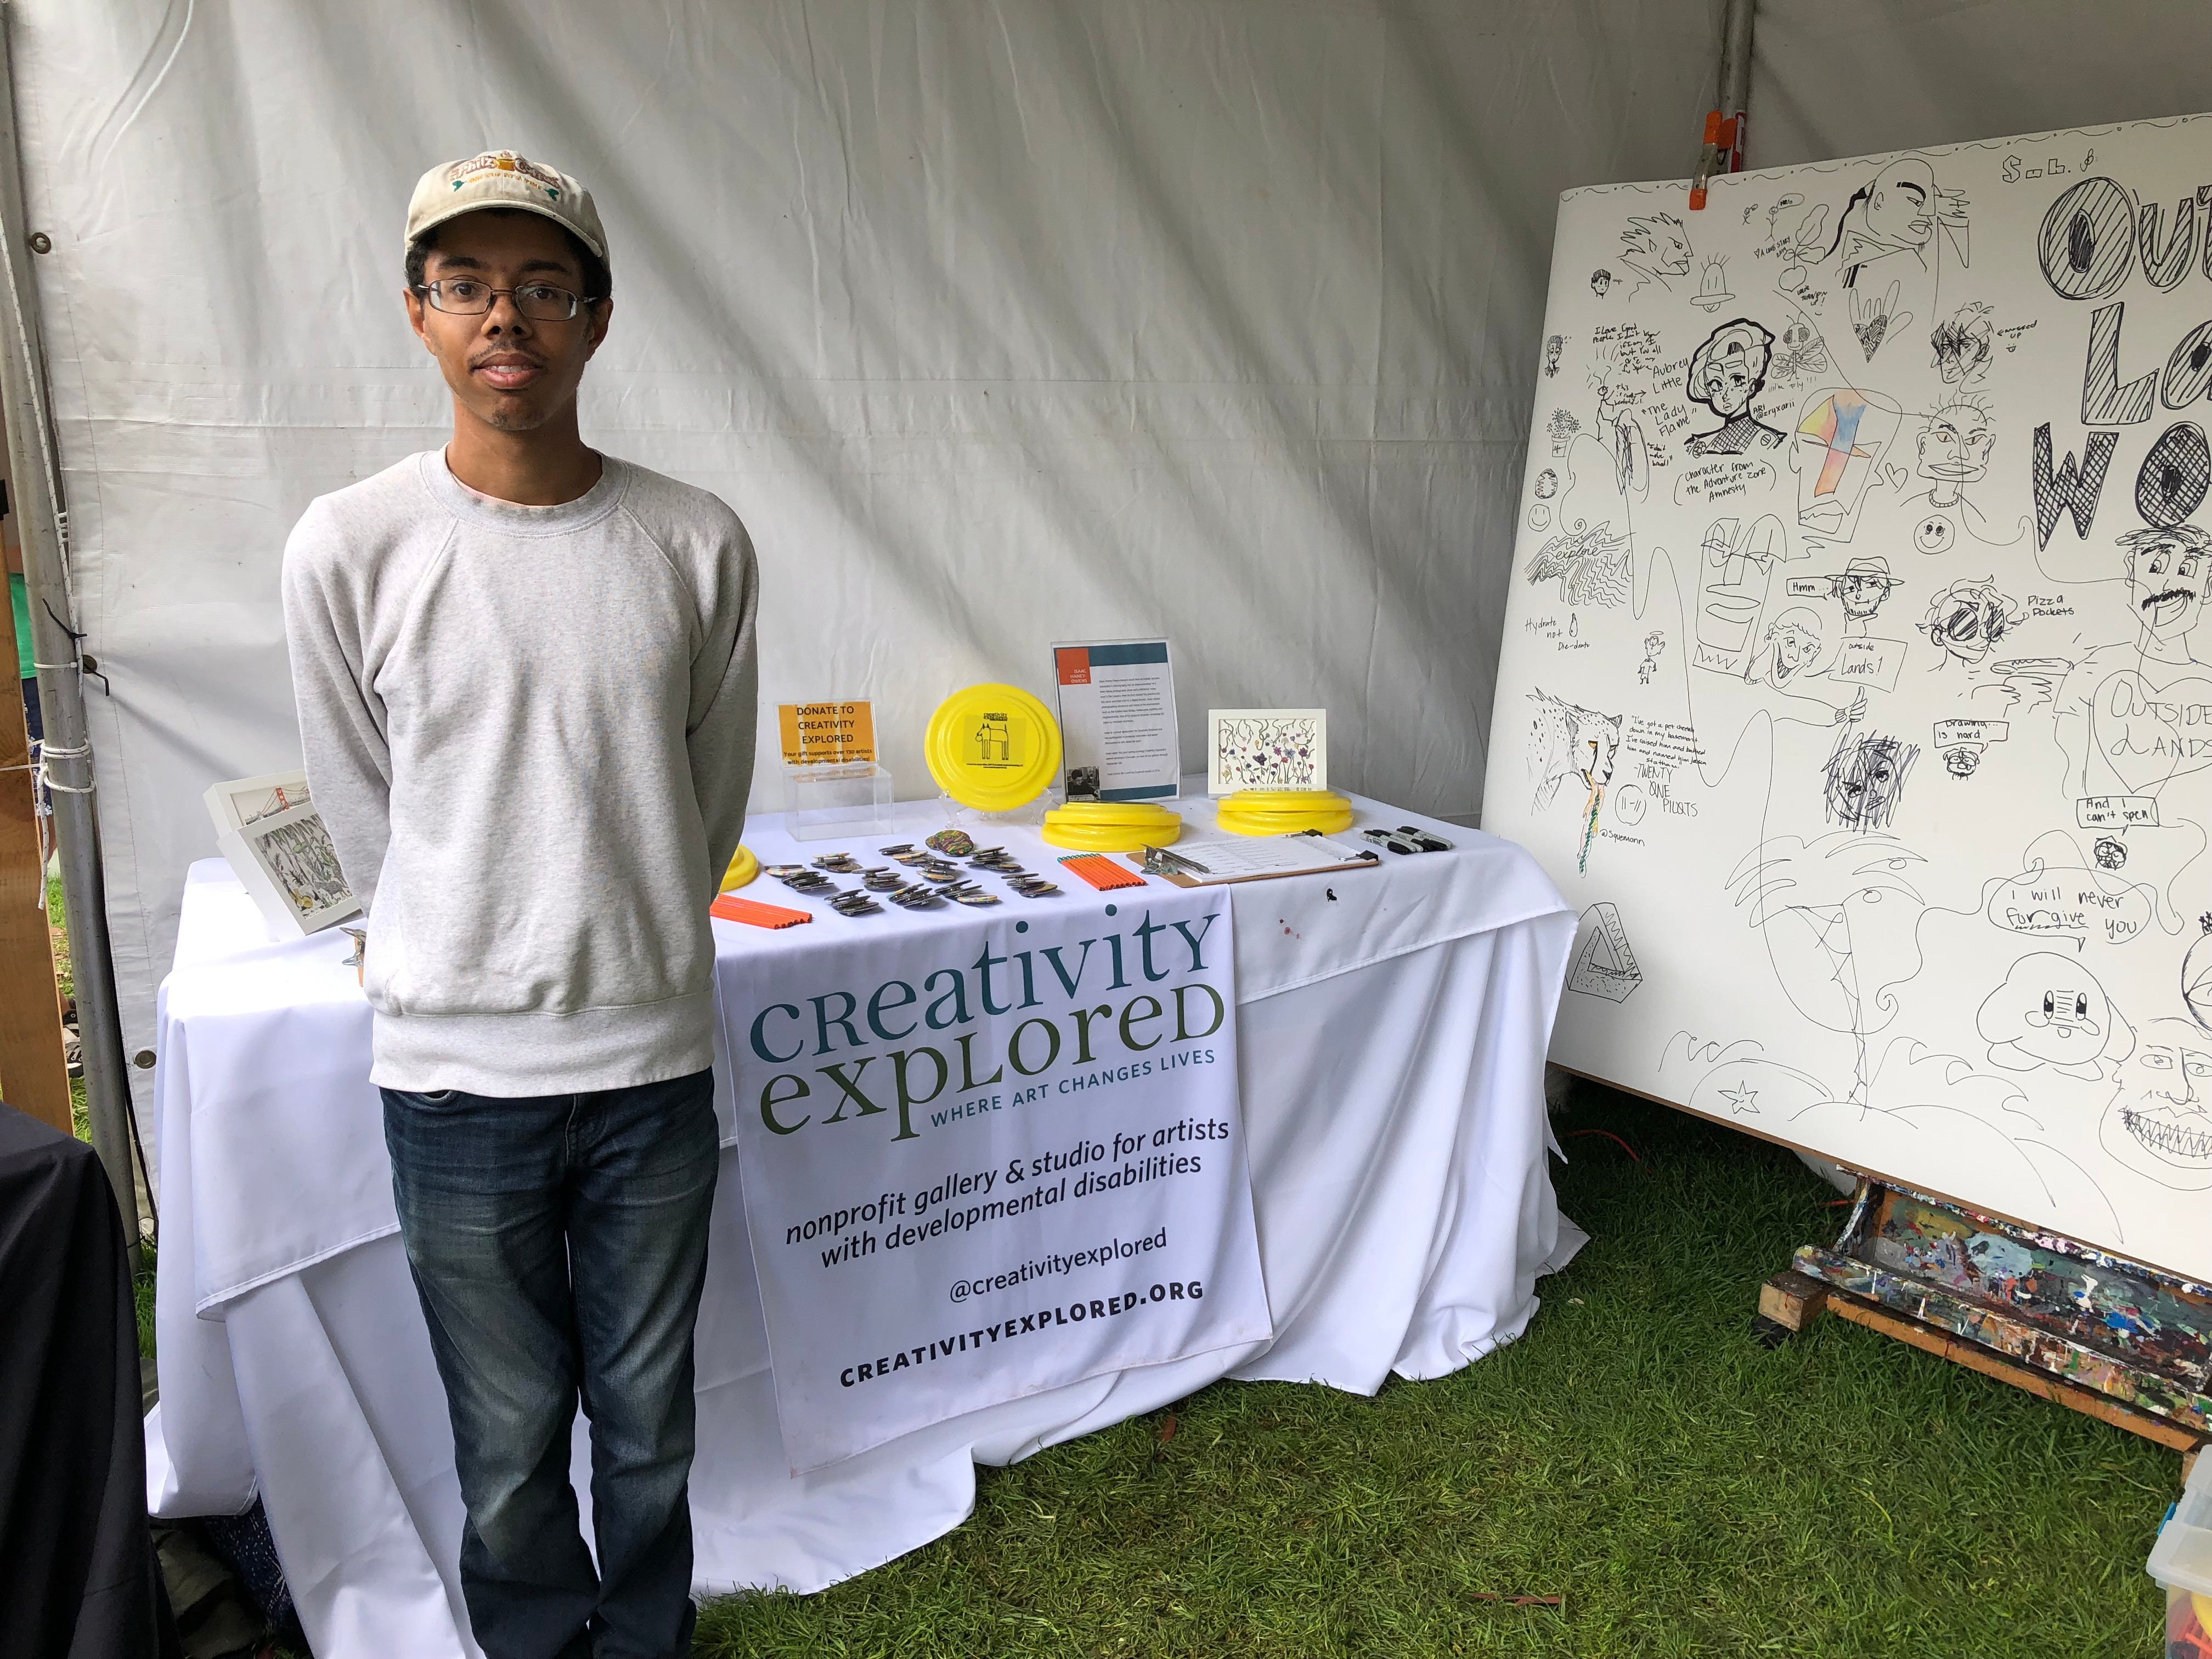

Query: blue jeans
[382,1069,720,1659]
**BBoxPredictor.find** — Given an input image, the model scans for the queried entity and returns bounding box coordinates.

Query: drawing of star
[1719,1083,1760,1115]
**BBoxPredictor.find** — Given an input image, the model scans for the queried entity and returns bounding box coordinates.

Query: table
[147,790,1581,1659]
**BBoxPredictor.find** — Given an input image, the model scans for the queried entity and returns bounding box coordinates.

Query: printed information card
[1053,640,1181,800]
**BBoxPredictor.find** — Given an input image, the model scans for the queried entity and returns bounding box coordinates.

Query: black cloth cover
[0,1103,163,1658]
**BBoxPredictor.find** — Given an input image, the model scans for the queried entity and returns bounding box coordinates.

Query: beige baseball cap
[404,149,608,267]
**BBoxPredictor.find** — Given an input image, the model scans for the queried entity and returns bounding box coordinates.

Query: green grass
[693,1086,2172,1657]
[136,1235,157,1363]
[45,866,69,999]
[40,866,89,1142]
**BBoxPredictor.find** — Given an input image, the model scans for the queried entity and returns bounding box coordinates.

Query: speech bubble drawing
[1673,456,1776,507]
[1985,861,2155,947]
[1934,720,2010,748]
[2078,795,2159,828]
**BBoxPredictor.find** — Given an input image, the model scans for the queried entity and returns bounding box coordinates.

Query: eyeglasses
[414,278,597,321]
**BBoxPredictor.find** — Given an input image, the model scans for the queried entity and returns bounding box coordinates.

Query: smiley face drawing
[2100,1017,2212,1189]
[1976,952,2132,1081]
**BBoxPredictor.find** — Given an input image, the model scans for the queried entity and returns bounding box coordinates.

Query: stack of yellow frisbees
[1215,788,1355,836]
[1041,799,1182,853]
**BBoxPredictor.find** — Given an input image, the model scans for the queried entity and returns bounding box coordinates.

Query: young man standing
[282,151,758,1659]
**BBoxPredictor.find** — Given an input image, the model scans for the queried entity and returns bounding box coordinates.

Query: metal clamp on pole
[0,7,142,1269]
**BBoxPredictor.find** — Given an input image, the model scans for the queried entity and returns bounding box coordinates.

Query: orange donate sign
[777,701,876,765]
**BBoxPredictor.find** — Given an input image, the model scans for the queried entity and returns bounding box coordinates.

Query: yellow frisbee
[1043,800,1182,853]
[721,844,760,891]
[925,683,1063,811]
[1216,788,1355,837]
[1224,790,1349,811]
[1047,800,1182,827]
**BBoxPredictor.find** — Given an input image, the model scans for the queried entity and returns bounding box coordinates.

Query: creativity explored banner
[723,884,1269,1470]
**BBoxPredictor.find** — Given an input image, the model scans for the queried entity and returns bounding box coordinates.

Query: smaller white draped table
[146,790,1581,1659]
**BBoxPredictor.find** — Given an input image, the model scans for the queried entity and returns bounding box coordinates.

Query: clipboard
[1138,831,1381,887]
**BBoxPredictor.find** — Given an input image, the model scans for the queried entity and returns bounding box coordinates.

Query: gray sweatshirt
[281,449,758,1096]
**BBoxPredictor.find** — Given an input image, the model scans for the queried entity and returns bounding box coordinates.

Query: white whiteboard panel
[1484,112,2212,1277]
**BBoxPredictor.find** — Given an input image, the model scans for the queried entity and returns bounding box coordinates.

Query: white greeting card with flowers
[1207,708,1326,794]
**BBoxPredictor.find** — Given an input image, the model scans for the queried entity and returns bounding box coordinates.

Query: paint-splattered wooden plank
[1796,1244,2212,1432]
[1851,1188,2212,1386]
[1814,1283,2204,1455]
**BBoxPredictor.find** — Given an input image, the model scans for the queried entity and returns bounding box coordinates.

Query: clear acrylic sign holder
[783,759,895,842]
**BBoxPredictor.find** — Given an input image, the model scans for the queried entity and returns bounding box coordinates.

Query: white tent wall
[1751,0,2212,170]
[23,2,2212,1167]
[14,0,1727,1162]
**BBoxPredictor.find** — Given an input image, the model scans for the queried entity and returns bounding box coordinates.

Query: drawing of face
[1577,719,1618,790]
[2122,527,2212,645]
[2186,921,2212,1034]
[2033,985,2099,1041]
[1696,354,1756,418]
[2101,1018,2212,1187]
[1762,609,1822,685]
[1836,573,1895,622]
[1921,580,2016,667]
[1687,320,1774,421]
[2094,836,2128,870]
[1824,733,1912,831]
[1590,269,1612,297]
[1976,951,2127,1076]
[1865,158,1938,250]
[1530,691,1620,814]
[1544,336,1563,375]
[1917,403,1993,482]
[1931,304,1994,384]
[1534,469,1558,500]
[1620,212,1694,281]
[1941,744,1979,777]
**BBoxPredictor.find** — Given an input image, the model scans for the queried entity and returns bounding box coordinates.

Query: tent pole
[1689,0,1755,207]
[0,5,141,1272]
[1716,0,1754,161]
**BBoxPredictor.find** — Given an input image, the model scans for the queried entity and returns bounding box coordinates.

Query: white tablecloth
[147,791,1580,1659]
